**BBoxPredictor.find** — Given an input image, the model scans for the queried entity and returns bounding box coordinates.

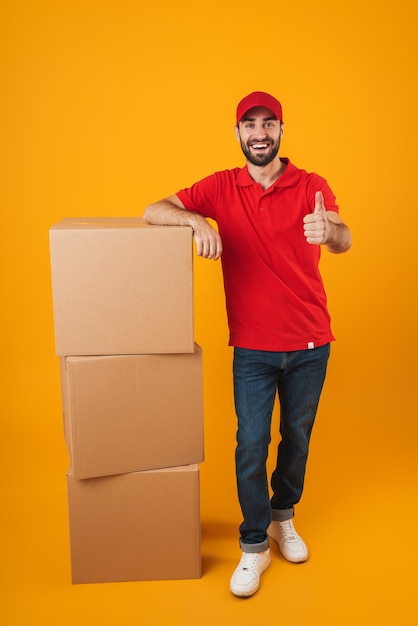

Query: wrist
[187,213,204,231]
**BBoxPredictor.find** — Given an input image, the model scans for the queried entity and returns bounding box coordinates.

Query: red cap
[236,91,283,125]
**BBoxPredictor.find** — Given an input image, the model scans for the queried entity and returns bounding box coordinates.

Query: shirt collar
[236,158,302,188]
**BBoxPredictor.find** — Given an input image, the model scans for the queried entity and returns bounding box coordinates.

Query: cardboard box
[60,346,204,478]
[50,218,194,355]
[67,465,201,584]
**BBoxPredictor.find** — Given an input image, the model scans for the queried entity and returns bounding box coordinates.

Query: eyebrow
[241,116,277,122]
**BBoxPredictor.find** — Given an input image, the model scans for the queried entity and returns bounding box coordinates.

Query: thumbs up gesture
[303,191,332,246]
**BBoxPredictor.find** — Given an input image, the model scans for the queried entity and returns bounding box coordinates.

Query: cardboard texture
[67,465,201,584]
[60,346,204,479]
[50,218,194,355]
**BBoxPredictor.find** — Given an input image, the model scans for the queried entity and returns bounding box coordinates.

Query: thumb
[314,191,326,214]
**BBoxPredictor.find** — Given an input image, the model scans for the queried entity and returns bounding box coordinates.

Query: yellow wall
[1,0,417,623]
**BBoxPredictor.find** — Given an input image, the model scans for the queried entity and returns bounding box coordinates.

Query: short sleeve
[176,173,219,220]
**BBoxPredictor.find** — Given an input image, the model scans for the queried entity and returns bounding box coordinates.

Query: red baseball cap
[236,91,283,125]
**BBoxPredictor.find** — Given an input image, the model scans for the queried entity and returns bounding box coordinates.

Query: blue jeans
[233,344,330,552]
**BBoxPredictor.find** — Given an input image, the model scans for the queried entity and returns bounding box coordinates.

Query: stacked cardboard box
[50,217,203,584]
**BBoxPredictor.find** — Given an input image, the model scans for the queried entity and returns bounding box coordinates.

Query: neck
[247,156,286,190]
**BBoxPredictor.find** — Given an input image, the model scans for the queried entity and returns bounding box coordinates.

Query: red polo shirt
[177,158,338,351]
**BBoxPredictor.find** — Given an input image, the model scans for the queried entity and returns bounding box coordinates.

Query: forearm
[143,196,195,228]
[143,195,223,260]
[325,213,352,254]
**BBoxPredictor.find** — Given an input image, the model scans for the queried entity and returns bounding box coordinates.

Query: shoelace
[239,552,260,572]
[279,520,299,542]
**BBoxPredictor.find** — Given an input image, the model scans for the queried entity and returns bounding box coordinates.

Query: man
[143,91,351,597]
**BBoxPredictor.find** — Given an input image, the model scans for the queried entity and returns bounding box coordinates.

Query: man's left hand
[303,191,332,246]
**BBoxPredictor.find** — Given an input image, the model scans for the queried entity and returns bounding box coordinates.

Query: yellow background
[1,0,417,623]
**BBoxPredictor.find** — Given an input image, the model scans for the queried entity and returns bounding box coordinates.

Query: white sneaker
[230,549,270,597]
[268,519,308,563]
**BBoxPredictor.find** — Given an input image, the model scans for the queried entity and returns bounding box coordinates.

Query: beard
[239,137,281,167]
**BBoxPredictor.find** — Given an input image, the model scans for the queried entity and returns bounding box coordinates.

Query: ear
[234,125,240,142]
[280,123,284,136]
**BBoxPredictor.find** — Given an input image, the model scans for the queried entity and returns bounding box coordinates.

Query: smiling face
[235,106,283,167]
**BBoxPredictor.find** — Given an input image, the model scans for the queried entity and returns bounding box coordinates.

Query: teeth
[252,143,268,149]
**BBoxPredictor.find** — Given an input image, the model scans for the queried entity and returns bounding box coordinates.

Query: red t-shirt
[177,158,338,351]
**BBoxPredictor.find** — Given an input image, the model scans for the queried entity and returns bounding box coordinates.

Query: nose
[254,124,268,139]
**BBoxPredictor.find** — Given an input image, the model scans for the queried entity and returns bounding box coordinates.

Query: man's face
[235,106,283,166]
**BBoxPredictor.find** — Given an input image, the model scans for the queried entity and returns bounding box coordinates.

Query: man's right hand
[143,195,223,261]
[189,214,223,260]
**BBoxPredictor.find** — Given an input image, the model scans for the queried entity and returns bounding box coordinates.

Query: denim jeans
[233,343,330,552]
